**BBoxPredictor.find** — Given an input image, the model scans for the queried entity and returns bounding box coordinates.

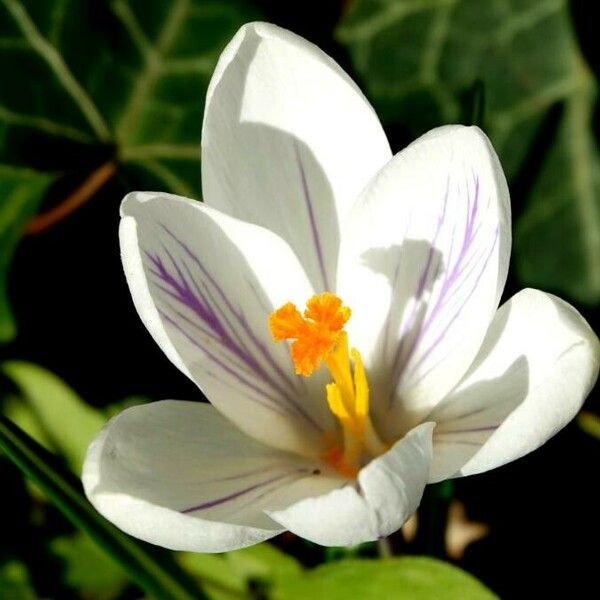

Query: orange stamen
[321,446,359,479]
[268,292,351,376]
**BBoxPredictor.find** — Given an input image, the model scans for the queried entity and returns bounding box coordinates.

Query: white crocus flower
[83,22,599,551]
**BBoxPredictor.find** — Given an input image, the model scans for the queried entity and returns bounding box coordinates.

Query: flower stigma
[269,292,387,477]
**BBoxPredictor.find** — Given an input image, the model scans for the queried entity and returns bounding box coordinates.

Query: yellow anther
[325,332,354,407]
[326,383,349,423]
[351,348,369,420]
[269,293,386,478]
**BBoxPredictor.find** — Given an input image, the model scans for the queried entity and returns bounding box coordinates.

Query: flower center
[269,292,387,477]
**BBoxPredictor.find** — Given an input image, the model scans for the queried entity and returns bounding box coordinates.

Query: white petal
[202,22,391,291]
[120,192,335,457]
[428,289,600,482]
[338,126,510,439]
[267,423,434,546]
[83,401,333,552]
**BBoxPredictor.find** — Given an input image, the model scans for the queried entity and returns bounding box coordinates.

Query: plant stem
[377,536,393,558]
[414,481,453,558]
[26,160,116,235]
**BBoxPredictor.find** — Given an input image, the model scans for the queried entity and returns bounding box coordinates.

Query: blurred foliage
[337,0,600,304]
[179,543,304,599]
[578,410,600,440]
[2,361,105,473]
[0,561,36,600]
[50,533,128,600]
[1,0,599,598]
[0,167,52,342]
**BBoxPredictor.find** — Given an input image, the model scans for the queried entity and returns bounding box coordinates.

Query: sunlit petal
[202,22,391,291]
[120,192,335,456]
[428,289,599,481]
[339,126,510,439]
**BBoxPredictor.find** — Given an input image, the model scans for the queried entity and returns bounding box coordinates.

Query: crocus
[83,22,599,551]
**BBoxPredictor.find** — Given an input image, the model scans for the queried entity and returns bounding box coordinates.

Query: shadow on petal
[357,241,445,438]
[426,297,531,481]
[203,27,341,293]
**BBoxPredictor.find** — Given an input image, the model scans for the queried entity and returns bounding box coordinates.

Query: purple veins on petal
[180,468,311,514]
[143,226,322,430]
[159,311,291,417]
[294,140,331,292]
[406,227,498,390]
[433,438,482,447]
[390,173,497,397]
[437,425,498,434]
[386,175,453,395]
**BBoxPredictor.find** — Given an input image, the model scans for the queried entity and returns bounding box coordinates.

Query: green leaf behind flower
[179,542,303,600]
[0,166,53,343]
[273,556,497,600]
[0,561,36,600]
[0,0,258,339]
[2,361,105,474]
[50,533,128,600]
[338,0,600,303]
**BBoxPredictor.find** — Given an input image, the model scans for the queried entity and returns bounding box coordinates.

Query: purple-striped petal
[83,401,341,552]
[338,126,510,441]
[428,289,599,482]
[202,22,391,292]
[120,192,336,457]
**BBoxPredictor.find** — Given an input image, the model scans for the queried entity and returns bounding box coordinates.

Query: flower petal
[267,422,434,546]
[120,192,335,457]
[83,401,332,552]
[202,22,392,291]
[428,289,600,482]
[338,126,510,439]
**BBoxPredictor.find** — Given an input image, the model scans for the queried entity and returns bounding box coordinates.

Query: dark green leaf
[0,166,52,343]
[514,64,600,302]
[1,0,257,188]
[0,0,259,338]
[338,0,600,303]
[0,414,207,600]
[273,556,497,600]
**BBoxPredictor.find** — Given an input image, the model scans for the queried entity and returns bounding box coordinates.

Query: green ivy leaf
[515,62,600,302]
[0,0,258,339]
[273,557,497,600]
[338,0,600,303]
[1,0,257,188]
[2,361,105,474]
[0,166,52,343]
